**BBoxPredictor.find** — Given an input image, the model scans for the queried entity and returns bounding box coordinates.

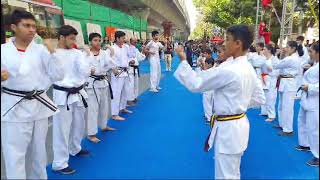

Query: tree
[193,0,319,43]
[189,21,215,40]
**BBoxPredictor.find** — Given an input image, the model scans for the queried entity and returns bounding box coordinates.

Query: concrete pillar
[130,7,150,21]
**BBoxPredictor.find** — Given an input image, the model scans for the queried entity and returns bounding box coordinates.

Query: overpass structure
[92,0,191,40]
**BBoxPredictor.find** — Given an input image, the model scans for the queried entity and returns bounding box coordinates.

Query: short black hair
[265,44,276,55]
[249,45,256,52]
[58,25,78,39]
[115,31,125,41]
[287,41,304,57]
[89,33,101,41]
[226,25,253,50]
[152,30,159,37]
[257,42,265,48]
[296,36,305,41]
[203,48,212,55]
[10,9,36,25]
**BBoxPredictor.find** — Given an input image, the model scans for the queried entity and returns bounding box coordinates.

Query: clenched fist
[1,69,9,81]
[175,46,186,62]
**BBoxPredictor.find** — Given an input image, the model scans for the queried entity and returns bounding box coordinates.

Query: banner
[86,23,102,38]
[106,27,117,42]
[64,18,85,47]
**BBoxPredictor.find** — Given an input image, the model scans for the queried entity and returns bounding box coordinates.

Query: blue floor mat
[47,55,319,179]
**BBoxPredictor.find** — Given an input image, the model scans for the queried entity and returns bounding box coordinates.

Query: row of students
[1,10,149,179]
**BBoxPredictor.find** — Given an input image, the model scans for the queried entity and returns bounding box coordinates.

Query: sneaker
[278,131,294,136]
[156,87,162,90]
[75,149,90,157]
[54,167,76,175]
[295,145,311,151]
[307,158,319,167]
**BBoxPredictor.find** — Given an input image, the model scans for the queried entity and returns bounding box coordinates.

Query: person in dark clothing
[185,42,193,67]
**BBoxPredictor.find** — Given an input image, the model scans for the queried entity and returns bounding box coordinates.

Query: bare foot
[265,118,275,122]
[112,115,125,121]
[102,126,116,132]
[88,135,101,143]
[120,109,133,114]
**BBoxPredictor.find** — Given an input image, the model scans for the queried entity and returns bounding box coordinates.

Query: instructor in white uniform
[146,30,165,93]
[174,25,265,179]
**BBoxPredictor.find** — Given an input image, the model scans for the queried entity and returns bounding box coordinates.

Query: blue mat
[47,55,319,179]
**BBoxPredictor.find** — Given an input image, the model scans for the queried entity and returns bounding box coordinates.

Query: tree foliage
[193,0,319,42]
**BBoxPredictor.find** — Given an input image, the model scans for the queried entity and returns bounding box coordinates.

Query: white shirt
[300,62,319,111]
[261,56,280,89]
[146,40,164,60]
[174,55,265,154]
[274,53,301,92]
[86,49,116,89]
[174,55,265,115]
[53,48,91,106]
[1,40,64,122]
[127,44,146,74]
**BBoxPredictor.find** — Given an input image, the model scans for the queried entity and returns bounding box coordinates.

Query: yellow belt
[210,113,246,129]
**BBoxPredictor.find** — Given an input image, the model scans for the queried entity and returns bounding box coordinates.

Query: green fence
[53,0,148,43]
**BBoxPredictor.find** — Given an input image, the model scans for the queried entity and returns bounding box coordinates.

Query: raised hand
[1,69,9,81]
[43,39,56,54]
[175,45,186,62]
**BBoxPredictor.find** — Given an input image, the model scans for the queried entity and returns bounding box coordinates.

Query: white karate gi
[146,40,164,90]
[174,56,265,179]
[298,62,319,158]
[111,44,130,115]
[274,53,301,133]
[127,45,146,101]
[52,48,91,171]
[1,40,64,179]
[261,56,280,119]
[296,46,310,89]
[85,49,116,136]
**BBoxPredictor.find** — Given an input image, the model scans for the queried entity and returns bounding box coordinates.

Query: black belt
[53,84,88,110]
[115,67,128,78]
[90,75,114,103]
[130,65,140,77]
[2,87,58,116]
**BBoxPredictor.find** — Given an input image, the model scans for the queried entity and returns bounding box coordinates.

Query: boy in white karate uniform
[51,25,92,174]
[1,10,64,179]
[174,25,265,179]
[85,32,117,143]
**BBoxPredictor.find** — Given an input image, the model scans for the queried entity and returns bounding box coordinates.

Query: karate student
[111,31,133,121]
[273,41,303,136]
[1,10,64,179]
[261,44,280,122]
[296,43,319,167]
[51,25,92,174]
[85,32,117,143]
[296,36,310,89]
[174,25,265,179]
[127,37,147,106]
[146,30,165,93]
[202,58,215,123]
